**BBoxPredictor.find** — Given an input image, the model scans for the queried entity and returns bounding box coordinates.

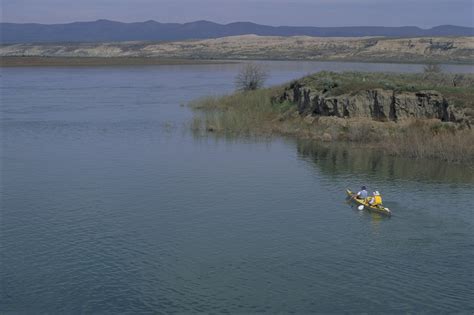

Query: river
[1,61,473,313]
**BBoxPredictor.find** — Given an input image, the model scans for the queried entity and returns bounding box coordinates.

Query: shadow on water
[296,139,474,183]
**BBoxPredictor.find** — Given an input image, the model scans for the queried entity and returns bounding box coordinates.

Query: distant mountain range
[1,20,473,44]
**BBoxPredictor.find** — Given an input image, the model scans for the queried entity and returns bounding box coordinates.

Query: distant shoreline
[0,56,235,67]
[2,35,473,65]
[2,56,474,68]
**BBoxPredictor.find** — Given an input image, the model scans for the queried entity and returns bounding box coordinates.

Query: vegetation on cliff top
[292,71,474,109]
[190,71,474,163]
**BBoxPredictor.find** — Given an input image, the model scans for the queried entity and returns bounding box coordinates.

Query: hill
[1,20,473,44]
[2,35,473,64]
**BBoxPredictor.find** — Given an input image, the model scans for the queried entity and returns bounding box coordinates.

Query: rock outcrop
[278,83,467,124]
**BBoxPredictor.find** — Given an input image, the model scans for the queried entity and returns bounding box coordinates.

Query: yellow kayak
[346,189,391,216]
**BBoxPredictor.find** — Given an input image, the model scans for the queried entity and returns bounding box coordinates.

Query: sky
[2,0,473,27]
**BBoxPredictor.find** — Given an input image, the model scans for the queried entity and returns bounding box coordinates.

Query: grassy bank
[190,72,474,163]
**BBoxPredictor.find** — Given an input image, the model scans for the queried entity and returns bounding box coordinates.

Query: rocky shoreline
[274,71,473,126]
[281,85,468,126]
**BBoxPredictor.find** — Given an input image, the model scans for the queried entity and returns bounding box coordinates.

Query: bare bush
[235,63,268,91]
[423,63,442,78]
[452,74,464,87]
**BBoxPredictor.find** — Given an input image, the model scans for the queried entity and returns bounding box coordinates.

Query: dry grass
[381,120,474,162]
[189,87,287,135]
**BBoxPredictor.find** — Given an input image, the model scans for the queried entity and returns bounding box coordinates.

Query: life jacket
[373,195,382,205]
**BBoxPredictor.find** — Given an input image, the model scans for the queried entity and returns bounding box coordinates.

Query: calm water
[1,61,473,313]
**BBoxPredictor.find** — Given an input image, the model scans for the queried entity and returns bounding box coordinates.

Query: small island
[191,69,474,163]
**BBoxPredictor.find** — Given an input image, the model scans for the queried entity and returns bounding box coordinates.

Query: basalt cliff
[276,74,472,125]
[281,87,464,123]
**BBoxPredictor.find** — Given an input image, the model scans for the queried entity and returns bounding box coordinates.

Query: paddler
[369,191,383,206]
[354,186,368,200]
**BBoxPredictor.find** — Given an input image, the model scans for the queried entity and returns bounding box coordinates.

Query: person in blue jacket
[355,186,368,200]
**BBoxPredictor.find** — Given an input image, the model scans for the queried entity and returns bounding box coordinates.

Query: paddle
[349,190,358,201]
[358,205,365,211]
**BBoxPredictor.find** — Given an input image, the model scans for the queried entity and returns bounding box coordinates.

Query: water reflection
[296,140,474,183]
[190,130,474,184]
